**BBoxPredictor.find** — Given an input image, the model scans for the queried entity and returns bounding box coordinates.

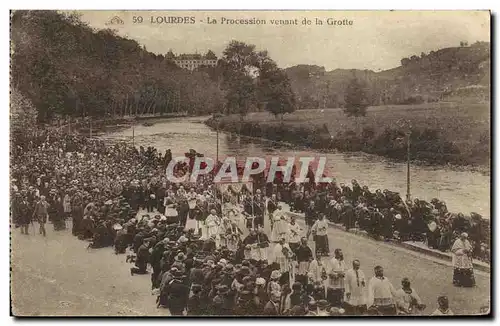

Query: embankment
[206,106,490,170]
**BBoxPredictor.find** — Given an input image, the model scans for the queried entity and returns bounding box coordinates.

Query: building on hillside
[172,52,218,71]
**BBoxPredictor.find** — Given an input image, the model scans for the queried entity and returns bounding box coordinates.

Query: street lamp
[213,113,223,163]
[397,119,412,202]
[405,129,411,202]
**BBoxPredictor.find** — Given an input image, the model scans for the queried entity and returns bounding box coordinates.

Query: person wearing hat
[71,191,84,236]
[329,307,346,316]
[267,270,282,295]
[32,195,49,237]
[306,300,318,316]
[451,232,475,287]
[12,192,31,235]
[431,296,453,316]
[187,284,205,316]
[164,269,189,315]
[131,238,151,276]
[282,282,305,314]
[316,299,331,316]
[113,224,128,254]
[235,287,258,316]
[254,277,268,314]
[149,240,167,289]
[211,285,233,316]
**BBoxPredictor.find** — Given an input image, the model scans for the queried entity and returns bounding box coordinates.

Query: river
[99,117,490,219]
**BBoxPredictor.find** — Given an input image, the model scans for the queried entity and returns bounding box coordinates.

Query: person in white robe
[184,215,198,232]
[273,238,294,284]
[344,259,367,315]
[218,217,231,248]
[187,188,197,214]
[176,185,186,199]
[311,214,330,257]
[308,257,328,299]
[326,249,346,308]
[205,209,220,244]
[308,257,328,283]
[367,265,397,315]
[227,208,246,235]
[394,278,425,315]
[225,221,243,251]
[270,206,288,243]
[287,217,302,252]
[451,232,475,287]
[431,296,454,316]
[63,193,71,217]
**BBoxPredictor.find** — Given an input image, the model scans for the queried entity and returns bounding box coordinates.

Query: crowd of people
[10,126,488,316]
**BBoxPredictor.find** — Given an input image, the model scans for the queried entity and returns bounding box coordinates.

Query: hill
[10,11,224,122]
[285,42,490,109]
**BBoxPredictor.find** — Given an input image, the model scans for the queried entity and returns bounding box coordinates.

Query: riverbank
[206,103,490,173]
[69,114,196,136]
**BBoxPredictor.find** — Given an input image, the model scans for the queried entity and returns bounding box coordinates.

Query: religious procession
[10,127,485,316]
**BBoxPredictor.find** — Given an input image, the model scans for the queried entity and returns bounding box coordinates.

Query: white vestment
[451,238,473,269]
[344,268,367,306]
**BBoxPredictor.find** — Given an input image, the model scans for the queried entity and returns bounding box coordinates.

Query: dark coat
[187,294,205,315]
[166,279,189,313]
[263,301,280,315]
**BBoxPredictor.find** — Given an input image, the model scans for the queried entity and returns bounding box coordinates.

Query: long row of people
[10,128,484,315]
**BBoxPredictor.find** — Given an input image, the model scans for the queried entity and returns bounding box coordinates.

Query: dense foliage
[343,78,368,117]
[11,11,297,122]
[11,11,225,122]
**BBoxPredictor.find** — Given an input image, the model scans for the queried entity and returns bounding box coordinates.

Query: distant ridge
[285,42,490,109]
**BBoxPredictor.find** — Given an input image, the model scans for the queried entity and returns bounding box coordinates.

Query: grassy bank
[206,103,490,168]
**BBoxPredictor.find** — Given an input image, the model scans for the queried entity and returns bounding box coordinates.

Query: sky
[78,10,490,71]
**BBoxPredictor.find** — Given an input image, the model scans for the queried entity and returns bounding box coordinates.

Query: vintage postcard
[10,10,490,317]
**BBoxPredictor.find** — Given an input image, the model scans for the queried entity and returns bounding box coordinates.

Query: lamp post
[405,129,411,202]
[397,119,412,202]
[213,113,222,164]
[89,117,92,138]
[216,124,219,163]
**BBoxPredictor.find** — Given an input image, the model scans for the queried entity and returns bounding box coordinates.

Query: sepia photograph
[9,10,491,317]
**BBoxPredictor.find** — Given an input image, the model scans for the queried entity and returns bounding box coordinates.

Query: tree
[219,40,260,119]
[205,49,217,60]
[10,11,225,120]
[165,49,175,60]
[343,78,368,117]
[258,67,296,119]
[400,57,410,66]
